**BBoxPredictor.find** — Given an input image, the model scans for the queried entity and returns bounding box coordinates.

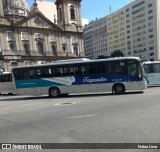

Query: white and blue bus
[0,72,14,94]
[11,57,146,97]
[143,61,160,86]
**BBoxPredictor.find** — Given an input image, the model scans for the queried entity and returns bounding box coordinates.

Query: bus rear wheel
[49,87,60,98]
[113,84,125,94]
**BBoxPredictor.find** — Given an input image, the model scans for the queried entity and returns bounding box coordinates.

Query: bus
[0,72,14,94]
[143,61,160,86]
[11,57,146,97]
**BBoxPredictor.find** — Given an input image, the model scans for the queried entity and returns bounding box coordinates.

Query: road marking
[53,102,78,106]
[68,114,96,119]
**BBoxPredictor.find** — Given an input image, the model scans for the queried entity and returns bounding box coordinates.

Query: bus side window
[128,64,138,77]
[52,67,62,77]
[5,75,9,82]
[29,69,36,79]
[89,64,96,74]
[97,62,106,74]
[23,69,31,79]
[81,65,88,75]
[70,66,76,76]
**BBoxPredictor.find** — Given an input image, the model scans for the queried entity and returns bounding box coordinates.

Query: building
[0,0,84,72]
[36,0,88,27]
[35,1,57,24]
[83,23,93,59]
[83,0,160,61]
[92,17,108,59]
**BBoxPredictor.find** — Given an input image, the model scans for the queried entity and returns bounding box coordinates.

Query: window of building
[50,34,56,42]
[70,5,76,20]
[34,17,42,26]
[21,32,28,40]
[149,22,153,26]
[34,33,44,40]
[148,4,153,8]
[149,28,153,32]
[51,44,57,56]
[149,46,154,50]
[148,10,153,14]
[59,7,62,21]
[132,1,145,9]
[24,43,30,55]
[24,61,32,65]
[73,44,79,56]
[62,44,67,54]
[126,25,130,28]
[126,14,130,18]
[150,53,154,56]
[9,42,16,52]
[126,8,129,12]
[148,16,153,20]
[127,30,130,34]
[6,31,15,41]
[36,41,44,55]
[10,61,18,67]
[149,35,154,38]
[126,19,130,23]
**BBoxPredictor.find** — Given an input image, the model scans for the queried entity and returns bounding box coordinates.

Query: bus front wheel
[113,84,125,94]
[49,87,60,98]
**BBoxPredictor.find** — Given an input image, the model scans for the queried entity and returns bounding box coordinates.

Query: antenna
[109,5,112,14]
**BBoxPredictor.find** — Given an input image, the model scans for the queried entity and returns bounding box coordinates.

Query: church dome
[2,0,30,17]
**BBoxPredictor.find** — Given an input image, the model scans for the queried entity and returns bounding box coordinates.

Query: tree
[97,55,110,59]
[110,50,124,57]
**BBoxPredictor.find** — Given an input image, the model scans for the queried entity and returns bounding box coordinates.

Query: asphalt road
[0,87,160,152]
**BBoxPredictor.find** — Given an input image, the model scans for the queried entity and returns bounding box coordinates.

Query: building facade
[83,23,93,59]
[83,0,160,61]
[0,0,84,72]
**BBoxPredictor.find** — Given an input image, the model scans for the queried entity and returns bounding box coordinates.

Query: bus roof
[0,72,11,76]
[11,57,141,70]
[144,61,160,64]
[54,58,90,63]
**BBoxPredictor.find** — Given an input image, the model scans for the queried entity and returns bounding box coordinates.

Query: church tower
[55,0,82,32]
[0,0,4,16]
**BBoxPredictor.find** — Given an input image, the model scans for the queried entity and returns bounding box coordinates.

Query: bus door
[127,60,143,90]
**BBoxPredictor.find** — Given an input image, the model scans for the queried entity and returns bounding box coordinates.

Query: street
[0,87,160,152]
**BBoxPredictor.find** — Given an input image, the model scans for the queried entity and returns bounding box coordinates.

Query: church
[0,0,84,72]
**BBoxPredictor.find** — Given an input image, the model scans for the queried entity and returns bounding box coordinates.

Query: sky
[26,0,135,22]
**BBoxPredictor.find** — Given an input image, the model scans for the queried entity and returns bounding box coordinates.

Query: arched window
[37,41,44,55]
[70,5,75,20]
[73,44,79,56]
[24,43,30,55]
[52,44,57,56]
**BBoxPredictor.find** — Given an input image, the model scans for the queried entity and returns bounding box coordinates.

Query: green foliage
[97,55,110,59]
[110,50,124,57]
